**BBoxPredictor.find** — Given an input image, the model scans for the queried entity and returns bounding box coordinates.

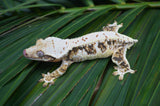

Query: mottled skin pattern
[23,21,138,87]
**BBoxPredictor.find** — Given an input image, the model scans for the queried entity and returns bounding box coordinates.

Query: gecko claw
[113,70,124,80]
[119,75,124,80]
[113,20,117,25]
[120,23,123,27]
[129,70,136,74]
[113,66,118,70]
[42,73,45,77]
[50,81,55,85]
[39,78,44,82]
[112,71,118,76]
[43,82,48,87]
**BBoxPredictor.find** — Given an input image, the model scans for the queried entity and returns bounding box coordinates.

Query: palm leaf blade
[0,1,160,106]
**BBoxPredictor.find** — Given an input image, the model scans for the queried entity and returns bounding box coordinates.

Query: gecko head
[23,38,65,62]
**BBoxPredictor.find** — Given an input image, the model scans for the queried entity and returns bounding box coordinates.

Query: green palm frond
[0,0,160,105]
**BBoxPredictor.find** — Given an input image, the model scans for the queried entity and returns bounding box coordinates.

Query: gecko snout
[23,49,28,57]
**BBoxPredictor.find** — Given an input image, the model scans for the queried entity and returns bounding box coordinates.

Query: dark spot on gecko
[118,45,123,48]
[73,47,78,53]
[83,44,96,54]
[114,45,117,49]
[118,48,123,53]
[59,67,66,72]
[78,46,83,50]
[66,51,73,61]
[66,43,97,60]
[107,41,111,45]
[113,40,116,45]
[116,33,119,36]
[52,71,60,77]
[118,41,131,47]
[113,56,123,62]
[88,44,93,49]
[116,51,121,55]
[122,41,128,46]
[66,46,84,61]
[114,48,124,56]
[120,62,129,68]
[82,37,86,41]
[98,42,106,53]
[103,26,116,32]
[52,40,55,48]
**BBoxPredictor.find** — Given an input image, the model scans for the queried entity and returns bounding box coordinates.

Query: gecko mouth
[23,49,56,61]
[23,49,28,57]
[43,55,56,61]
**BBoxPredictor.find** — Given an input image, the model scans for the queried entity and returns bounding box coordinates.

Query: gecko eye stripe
[37,51,44,57]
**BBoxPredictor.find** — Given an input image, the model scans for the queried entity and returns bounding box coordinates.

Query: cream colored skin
[24,21,138,87]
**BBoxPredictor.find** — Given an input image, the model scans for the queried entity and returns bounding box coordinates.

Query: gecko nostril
[23,49,28,57]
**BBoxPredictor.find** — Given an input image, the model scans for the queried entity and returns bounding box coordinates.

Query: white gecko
[23,21,138,87]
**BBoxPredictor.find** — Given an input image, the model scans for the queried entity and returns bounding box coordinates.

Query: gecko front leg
[111,47,135,80]
[39,60,73,87]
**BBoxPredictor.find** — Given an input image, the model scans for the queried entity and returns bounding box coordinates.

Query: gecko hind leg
[39,60,73,87]
[103,21,123,33]
[111,47,135,80]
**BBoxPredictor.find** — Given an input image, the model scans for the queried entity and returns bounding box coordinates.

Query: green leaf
[149,82,160,105]
[110,0,126,4]
[60,59,109,106]
[0,1,160,106]
[0,62,37,105]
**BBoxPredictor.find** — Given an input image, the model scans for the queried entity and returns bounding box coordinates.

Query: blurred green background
[0,0,160,105]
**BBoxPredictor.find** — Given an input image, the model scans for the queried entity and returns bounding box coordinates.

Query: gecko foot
[39,72,56,87]
[103,21,123,33]
[112,67,136,80]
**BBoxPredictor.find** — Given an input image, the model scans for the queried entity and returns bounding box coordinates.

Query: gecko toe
[112,70,124,80]
[43,82,48,87]
[119,75,124,80]
[126,69,136,74]
[130,70,136,74]
[113,66,118,70]
[50,81,55,85]
[42,79,55,87]
[39,78,44,82]
[112,71,118,76]
[42,73,45,77]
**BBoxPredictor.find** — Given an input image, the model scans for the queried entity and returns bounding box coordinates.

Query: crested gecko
[23,21,138,87]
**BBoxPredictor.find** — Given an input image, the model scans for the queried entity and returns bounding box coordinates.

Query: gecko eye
[37,51,44,57]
